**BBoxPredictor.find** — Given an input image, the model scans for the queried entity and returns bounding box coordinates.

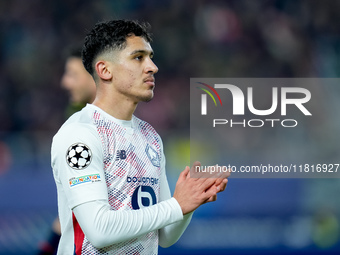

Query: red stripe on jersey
[72,213,85,255]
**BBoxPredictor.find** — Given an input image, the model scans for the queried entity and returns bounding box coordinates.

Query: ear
[95,61,112,81]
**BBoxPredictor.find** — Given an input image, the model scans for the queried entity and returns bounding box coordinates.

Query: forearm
[158,211,193,248]
[158,159,193,248]
[73,198,183,249]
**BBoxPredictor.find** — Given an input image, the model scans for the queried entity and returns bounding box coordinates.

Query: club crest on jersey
[66,143,92,170]
[145,144,160,167]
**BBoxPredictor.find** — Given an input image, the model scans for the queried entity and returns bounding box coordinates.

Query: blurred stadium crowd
[0,0,340,254]
[1,0,340,134]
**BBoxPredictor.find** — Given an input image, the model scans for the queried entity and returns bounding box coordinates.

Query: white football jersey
[51,104,180,254]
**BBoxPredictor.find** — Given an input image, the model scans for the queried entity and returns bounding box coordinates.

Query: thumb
[190,161,201,173]
[179,166,190,181]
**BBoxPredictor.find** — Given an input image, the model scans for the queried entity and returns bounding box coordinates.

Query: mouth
[144,77,155,87]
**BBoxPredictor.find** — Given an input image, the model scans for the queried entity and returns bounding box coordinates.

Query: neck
[92,89,137,121]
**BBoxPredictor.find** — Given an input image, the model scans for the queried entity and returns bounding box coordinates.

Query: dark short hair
[62,44,82,61]
[82,20,152,76]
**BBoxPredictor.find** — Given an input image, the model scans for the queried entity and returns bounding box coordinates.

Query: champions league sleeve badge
[145,144,160,167]
[66,143,92,170]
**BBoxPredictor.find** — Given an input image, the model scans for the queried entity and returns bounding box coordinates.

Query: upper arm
[51,123,108,209]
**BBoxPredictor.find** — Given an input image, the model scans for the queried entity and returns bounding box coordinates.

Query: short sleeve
[51,123,108,209]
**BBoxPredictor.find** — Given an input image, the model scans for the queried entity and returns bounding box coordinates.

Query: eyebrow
[130,49,154,56]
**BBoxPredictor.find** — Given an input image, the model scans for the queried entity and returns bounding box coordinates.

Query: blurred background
[0,0,340,254]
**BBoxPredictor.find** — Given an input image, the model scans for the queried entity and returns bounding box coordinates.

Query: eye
[135,55,143,61]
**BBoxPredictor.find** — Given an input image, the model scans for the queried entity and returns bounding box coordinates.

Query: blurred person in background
[61,47,97,117]
[38,47,96,255]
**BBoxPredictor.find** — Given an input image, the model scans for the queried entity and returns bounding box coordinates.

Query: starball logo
[197,82,312,128]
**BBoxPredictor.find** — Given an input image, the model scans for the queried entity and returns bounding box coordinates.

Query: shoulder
[133,115,161,139]
[56,105,97,134]
[52,106,101,154]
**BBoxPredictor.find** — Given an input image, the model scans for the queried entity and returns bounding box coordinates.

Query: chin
[142,95,153,103]
[139,92,154,102]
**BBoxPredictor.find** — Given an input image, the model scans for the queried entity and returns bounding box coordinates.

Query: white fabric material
[73,198,184,248]
[157,166,193,248]
[51,104,192,254]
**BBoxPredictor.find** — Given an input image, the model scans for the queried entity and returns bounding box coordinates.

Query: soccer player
[51,20,229,254]
[61,46,97,117]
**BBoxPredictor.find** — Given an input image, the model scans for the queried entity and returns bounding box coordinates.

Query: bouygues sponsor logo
[197,82,312,128]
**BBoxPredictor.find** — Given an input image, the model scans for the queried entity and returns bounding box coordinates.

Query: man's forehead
[98,35,153,62]
[124,35,153,53]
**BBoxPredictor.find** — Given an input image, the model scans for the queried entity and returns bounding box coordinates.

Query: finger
[208,166,231,179]
[190,161,202,179]
[204,194,217,203]
[204,184,219,199]
[179,166,190,182]
[191,161,201,170]
[224,170,231,178]
[199,177,218,191]
[216,178,228,191]
[218,179,228,192]
[215,169,231,179]
[214,177,224,187]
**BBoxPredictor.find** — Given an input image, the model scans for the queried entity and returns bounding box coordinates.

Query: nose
[145,58,158,74]
[61,74,70,89]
